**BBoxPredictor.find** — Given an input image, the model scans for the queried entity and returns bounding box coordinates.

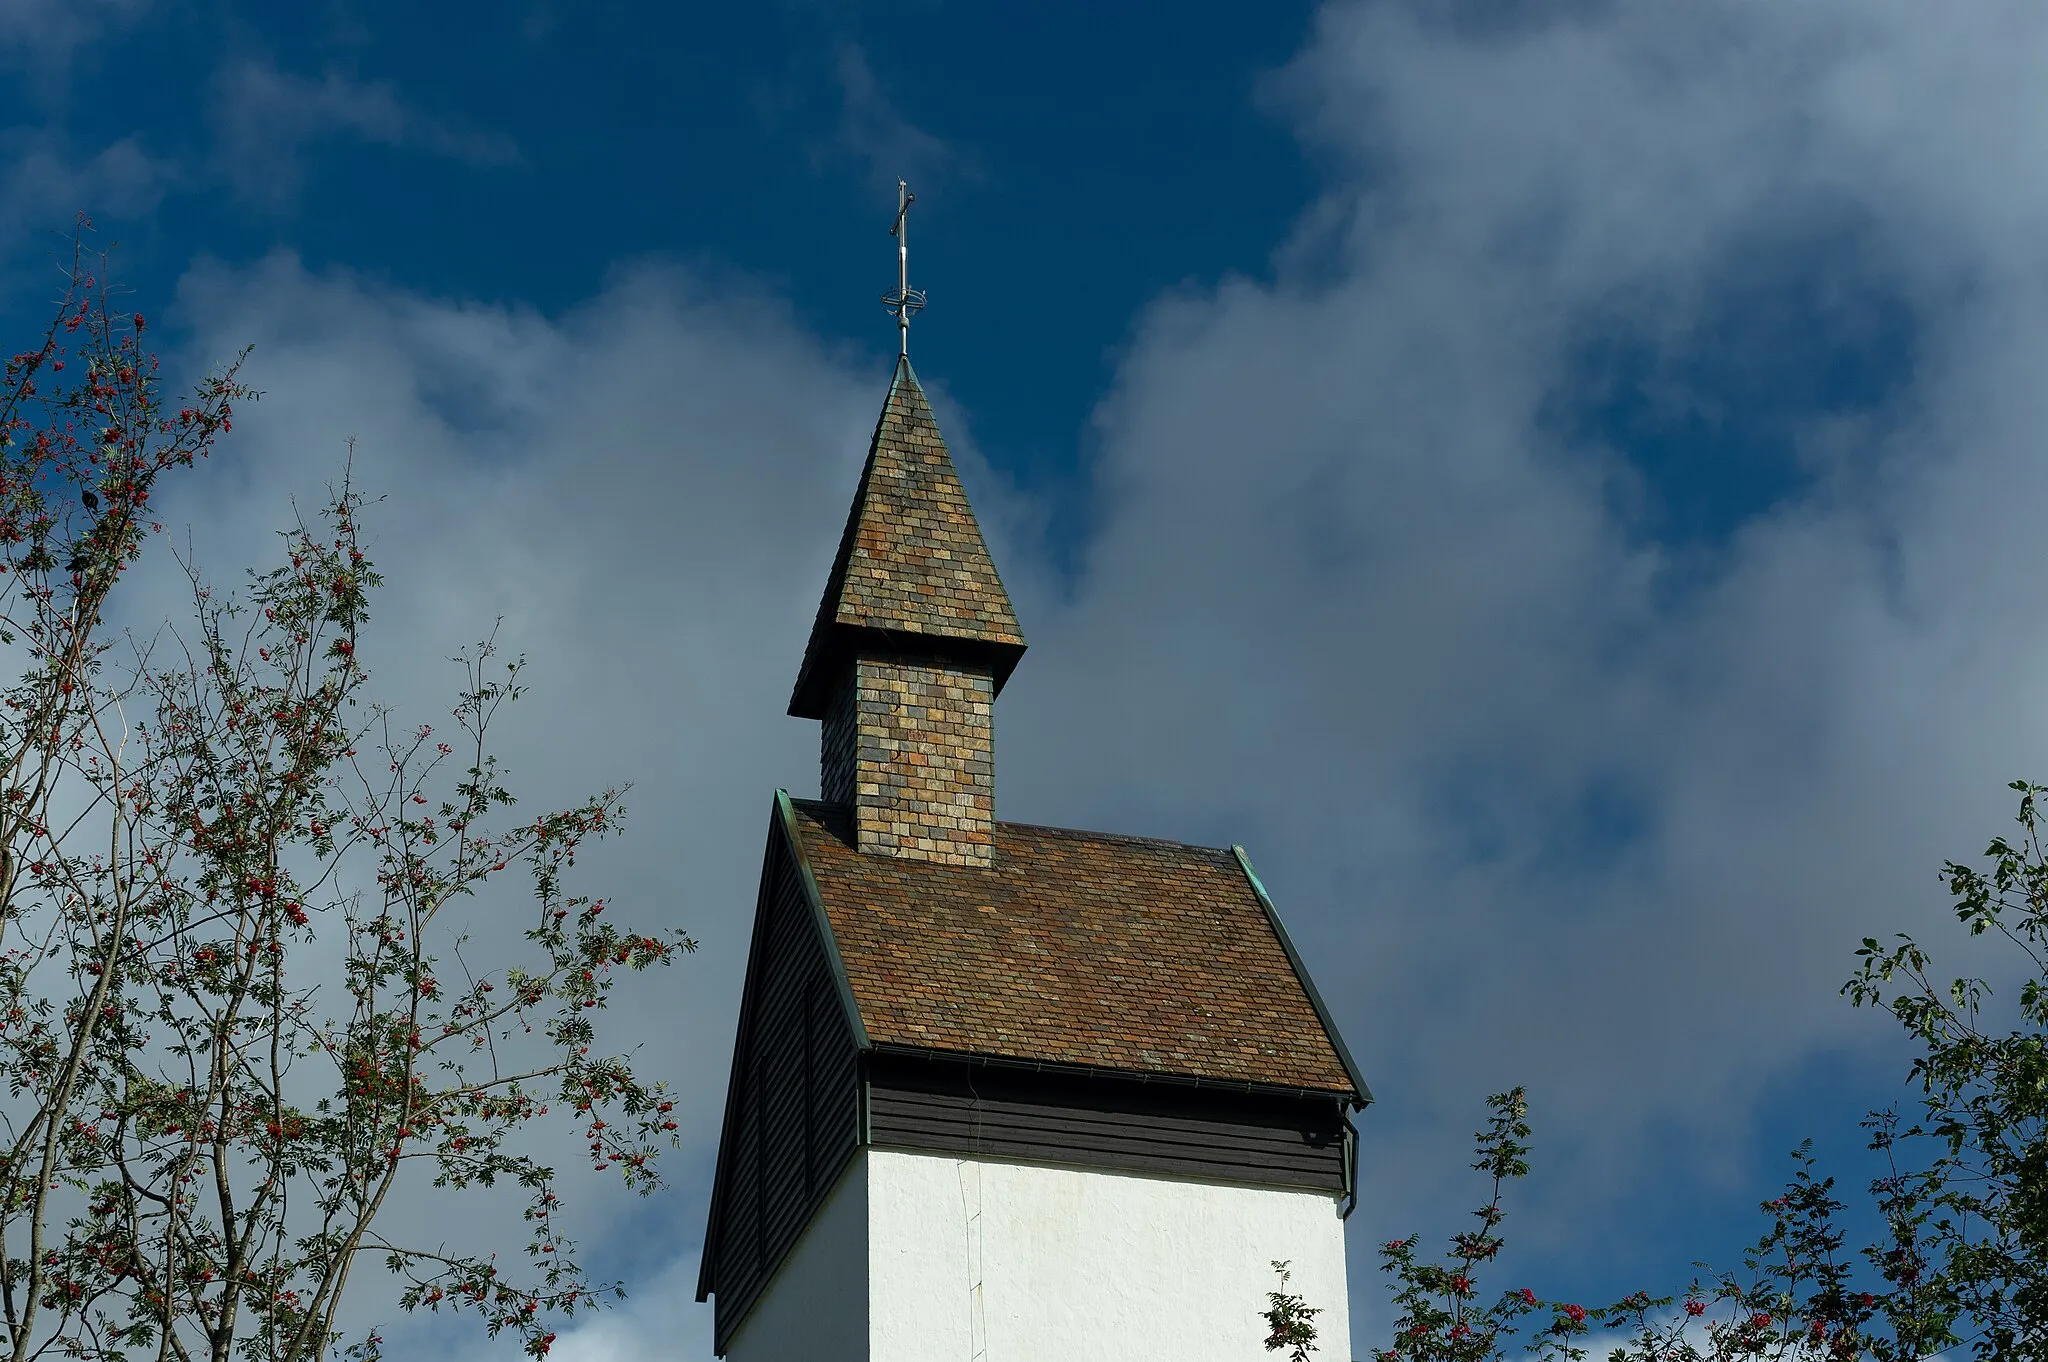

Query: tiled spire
[794,357,1025,867]
[789,357,1025,720]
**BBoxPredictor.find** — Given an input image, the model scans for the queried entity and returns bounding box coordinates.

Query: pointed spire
[789,356,1025,719]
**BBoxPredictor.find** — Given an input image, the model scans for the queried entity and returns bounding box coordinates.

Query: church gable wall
[705,820,864,1354]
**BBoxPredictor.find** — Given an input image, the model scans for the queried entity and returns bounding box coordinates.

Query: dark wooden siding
[701,816,862,1355]
[867,1051,1351,1193]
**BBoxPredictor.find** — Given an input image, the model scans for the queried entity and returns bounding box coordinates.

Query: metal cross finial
[881,179,926,356]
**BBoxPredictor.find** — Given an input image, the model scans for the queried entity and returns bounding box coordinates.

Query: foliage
[0,224,691,1362]
[1266,1259,1323,1362]
[1354,776,2048,1362]
[1598,1133,1954,1362]
[1838,776,2048,1358]
[1359,1096,1954,1362]
[1366,1089,1637,1362]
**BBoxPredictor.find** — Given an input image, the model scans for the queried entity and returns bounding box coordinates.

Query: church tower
[697,189,1368,1359]
[789,356,1024,869]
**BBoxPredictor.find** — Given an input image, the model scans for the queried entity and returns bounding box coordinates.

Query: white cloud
[143,251,882,1359]
[210,58,520,205]
[0,130,174,246]
[1004,0,2048,1299]
[0,0,148,64]
[541,1253,713,1362]
[130,0,2048,1350]
[820,40,982,197]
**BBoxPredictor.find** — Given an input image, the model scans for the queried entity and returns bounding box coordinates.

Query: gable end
[695,796,867,1354]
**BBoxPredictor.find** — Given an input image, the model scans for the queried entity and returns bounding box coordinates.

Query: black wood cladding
[866,1051,1350,1192]
[706,832,862,1355]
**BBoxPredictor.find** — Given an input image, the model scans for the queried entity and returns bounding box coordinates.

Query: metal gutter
[858,1053,873,1146]
[864,1042,1355,1104]
[1339,1106,1360,1219]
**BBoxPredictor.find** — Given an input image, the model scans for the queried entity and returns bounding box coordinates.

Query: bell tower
[789,356,1025,867]
[697,186,1367,1362]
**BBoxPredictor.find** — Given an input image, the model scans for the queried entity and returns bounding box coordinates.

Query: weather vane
[881,179,926,357]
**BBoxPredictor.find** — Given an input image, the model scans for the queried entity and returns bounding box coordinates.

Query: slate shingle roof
[787,798,1361,1095]
[789,357,1025,718]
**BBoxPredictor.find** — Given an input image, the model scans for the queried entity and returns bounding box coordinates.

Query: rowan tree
[0,223,688,1362]
[1335,772,2048,1362]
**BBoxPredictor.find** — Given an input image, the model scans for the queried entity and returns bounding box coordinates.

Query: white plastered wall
[867,1149,1350,1361]
[723,1148,1351,1361]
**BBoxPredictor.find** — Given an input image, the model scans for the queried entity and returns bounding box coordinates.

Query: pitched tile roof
[786,798,1362,1096]
[789,357,1025,718]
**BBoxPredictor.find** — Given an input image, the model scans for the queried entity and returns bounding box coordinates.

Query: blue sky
[8,1,2048,1357]
[12,0,1322,553]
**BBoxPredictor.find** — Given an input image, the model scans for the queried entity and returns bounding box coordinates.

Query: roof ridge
[787,796,1233,856]
[991,817,1234,854]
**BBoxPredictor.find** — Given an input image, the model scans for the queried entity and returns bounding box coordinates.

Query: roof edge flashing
[1232,845,1373,1108]
[776,788,870,1050]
